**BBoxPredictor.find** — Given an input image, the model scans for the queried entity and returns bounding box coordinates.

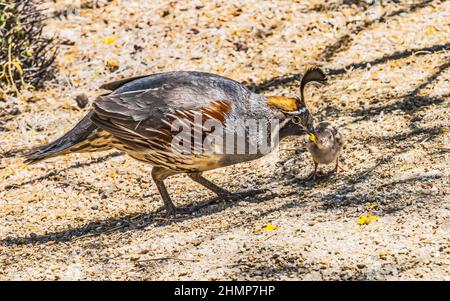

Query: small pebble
[9,108,20,115]
[75,93,89,108]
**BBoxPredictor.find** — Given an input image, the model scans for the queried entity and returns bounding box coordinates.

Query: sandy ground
[0,0,449,280]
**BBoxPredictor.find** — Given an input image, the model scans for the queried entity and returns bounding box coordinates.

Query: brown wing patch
[94,100,232,155]
[158,100,231,129]
[203,100,232,122]
[148,100,232,152]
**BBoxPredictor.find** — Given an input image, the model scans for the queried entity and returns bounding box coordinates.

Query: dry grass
[0,0,449,280]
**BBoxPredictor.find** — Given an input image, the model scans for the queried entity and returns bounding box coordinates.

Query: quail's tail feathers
[300,67,326,101]
[24,111,112,164]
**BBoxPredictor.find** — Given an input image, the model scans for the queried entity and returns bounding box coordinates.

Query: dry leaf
[357,215,379,225]
[105,59,119,72]
[103,36,116,45]
[265,224,278,232]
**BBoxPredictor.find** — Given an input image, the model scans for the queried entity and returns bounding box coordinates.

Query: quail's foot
[161,199,177,218]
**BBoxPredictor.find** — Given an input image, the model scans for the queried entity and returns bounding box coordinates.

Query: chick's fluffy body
[306,122,344,164]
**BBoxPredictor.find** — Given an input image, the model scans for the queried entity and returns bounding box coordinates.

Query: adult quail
[306,122,344,179]
[25,69,325,215]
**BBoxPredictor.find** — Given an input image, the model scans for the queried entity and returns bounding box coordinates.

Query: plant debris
[356,215,379,225]
[0,0,58,92]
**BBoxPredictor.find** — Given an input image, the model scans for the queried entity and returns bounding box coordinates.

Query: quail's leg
[154,181,177,217]
[188,172,265,200]
[152,167,177,217]
[187,172,230,196]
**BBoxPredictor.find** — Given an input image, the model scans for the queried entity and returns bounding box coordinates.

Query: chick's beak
[309,132,317,145]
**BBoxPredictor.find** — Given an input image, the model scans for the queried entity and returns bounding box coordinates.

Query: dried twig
[137,257,200,263]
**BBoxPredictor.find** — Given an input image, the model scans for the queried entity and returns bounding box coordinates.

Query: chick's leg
[334,157,340,173]
[334,157,347,173]
[307,161,319,180]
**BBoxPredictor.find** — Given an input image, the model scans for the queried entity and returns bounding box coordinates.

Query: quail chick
[306,122,344,179]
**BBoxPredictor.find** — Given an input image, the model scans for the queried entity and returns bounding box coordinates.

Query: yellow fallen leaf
[357,215,379,225]
[64,54,74,62]
[103,36,116,45]
[265,224,278,232]
[357,216,368,225]
[427,26,437,35]
[10,60,23,77]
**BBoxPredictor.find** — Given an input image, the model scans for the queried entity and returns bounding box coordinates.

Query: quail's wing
[91,81,232,150]
[99,74,150,91]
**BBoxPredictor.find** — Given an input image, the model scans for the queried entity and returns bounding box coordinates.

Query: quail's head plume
[25,68,326,216]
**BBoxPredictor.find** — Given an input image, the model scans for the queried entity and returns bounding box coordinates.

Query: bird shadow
[248,0,441,94]
[1,123,444,247]
[0,188,277,247]
[320,0,434,63]
[275,123,445,214]
[323,58,450,126]
[1,152,123,190]
[319,127,444,212]
[250,42,450,93]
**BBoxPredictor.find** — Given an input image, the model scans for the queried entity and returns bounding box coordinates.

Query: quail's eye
[291,116,302,125]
